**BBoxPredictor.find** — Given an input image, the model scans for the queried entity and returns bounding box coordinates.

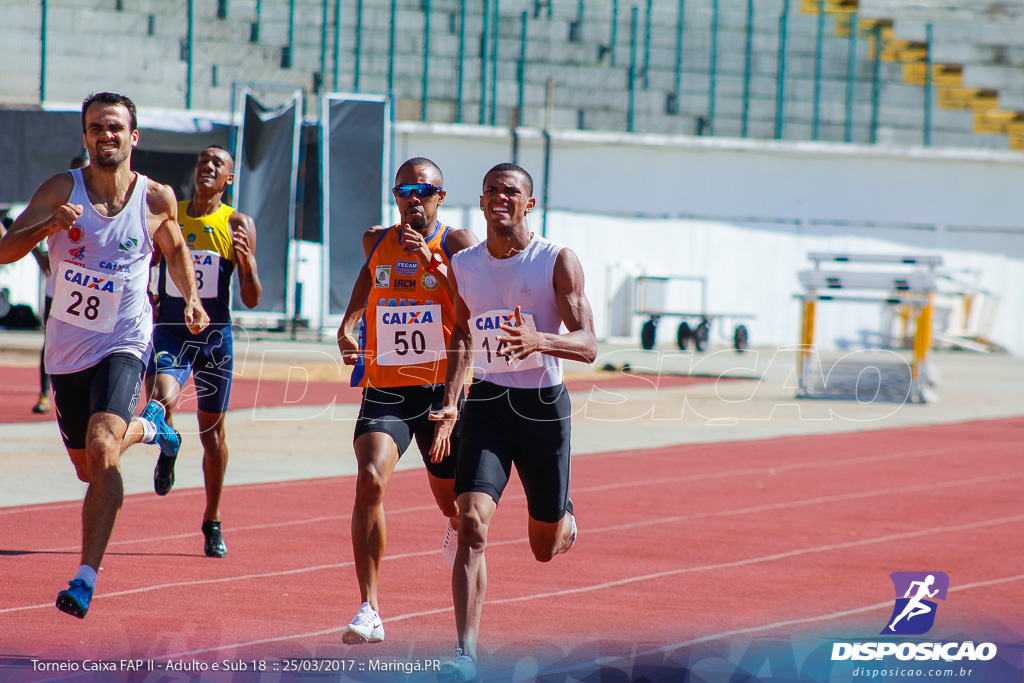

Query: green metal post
[422,0,431,121]
[610,0,618,67]
[252,0,261,42]
[489,0,499,126]
[643,0,652,89]
[577,0,584,22]
[708,0,719,136]
[456,0,466,122]
[480,0,490,124]
[844,10,857,142]
[187,0,195,108]
[870,23,881,143]
[517,11,527,123]
[924,23,933,146]
[628,6,638,133]
[387,0,396,95]
[673,0,684,99]
[40,0,47,103]
[741,0,753,137]
[320,0,328,91]
[355,0,364,90]
[333,0,340,89]
[811,0,824,139]
[288,0,296,61]
[774,0,789,139]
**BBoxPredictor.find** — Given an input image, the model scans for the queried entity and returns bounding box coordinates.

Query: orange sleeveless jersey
[358,222,456,388]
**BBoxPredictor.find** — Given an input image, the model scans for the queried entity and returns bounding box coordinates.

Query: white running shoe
[341,602,385,644]
[442,519,458,566]
[438,648,477,683]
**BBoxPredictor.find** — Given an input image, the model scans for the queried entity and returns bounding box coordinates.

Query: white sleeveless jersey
[44,169,155,374]
[450,235,566,389]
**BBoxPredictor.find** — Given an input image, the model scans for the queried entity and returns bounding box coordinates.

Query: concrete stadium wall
[395,122,1024,355]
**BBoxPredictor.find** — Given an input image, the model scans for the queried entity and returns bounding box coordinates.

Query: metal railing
[15,0,1001,150]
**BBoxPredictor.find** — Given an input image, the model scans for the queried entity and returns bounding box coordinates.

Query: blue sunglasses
[393,183,443,199]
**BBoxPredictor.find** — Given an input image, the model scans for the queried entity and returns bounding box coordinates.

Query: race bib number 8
[375,304,446,366]
[51,261,124,333]
[165,250,220,298]
[470,309,544,373]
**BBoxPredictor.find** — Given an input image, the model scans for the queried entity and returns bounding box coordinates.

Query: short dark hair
[484,162,533,196]
[396,157,443,185]
[203,145,235,163]
[81,92,138,132]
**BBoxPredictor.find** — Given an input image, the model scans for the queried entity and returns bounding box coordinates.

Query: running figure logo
[882,572,949,635]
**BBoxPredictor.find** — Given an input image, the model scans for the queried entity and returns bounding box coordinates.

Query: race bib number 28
[51,261,124,333]
[470,309,544,373]
[375,304,446,366]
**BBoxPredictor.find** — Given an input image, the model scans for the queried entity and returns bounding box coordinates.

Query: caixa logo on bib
[883,571,948,635]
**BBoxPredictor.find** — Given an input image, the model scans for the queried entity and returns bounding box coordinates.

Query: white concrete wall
[396,122,1024,354]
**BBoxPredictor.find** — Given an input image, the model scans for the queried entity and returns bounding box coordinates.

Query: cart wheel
[640,319,658,351]
[676,322,692,350]
[733,324,748,353]
[694,321,710,352]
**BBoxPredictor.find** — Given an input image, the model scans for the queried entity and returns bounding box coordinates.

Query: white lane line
[576,572,1024,671]
[4,475,1019,614]
[9,511,1022,652]
[159,565,1024,662]
[25,468,1024,554]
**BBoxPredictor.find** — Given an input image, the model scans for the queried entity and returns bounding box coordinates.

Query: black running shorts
[456,380,572,524]
[51,353,145,450]
[353,384,461,479]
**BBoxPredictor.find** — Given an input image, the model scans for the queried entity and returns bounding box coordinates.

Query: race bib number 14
[470,309,544,373]
[51,261,124,333]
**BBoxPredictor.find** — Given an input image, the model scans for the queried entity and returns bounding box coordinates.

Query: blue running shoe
[143,401,180,496]
[56,579,93,619]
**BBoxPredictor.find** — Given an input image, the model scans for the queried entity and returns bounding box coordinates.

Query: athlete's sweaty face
[393,164,445,232]
[194,148,234,195]
[480,170,534,232]
[83,103,138,169]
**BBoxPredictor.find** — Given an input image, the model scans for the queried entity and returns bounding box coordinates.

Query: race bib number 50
[51,261,125,333]
[375,304,446,366]
[470,309,544,373]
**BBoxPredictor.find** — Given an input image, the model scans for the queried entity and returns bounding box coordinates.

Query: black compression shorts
[353,384,461,479]
[456,380,572,524]
[51,353,145,450]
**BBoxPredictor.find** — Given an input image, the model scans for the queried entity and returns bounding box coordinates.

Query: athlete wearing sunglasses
[393,183,444,199]
[335,157,478,647]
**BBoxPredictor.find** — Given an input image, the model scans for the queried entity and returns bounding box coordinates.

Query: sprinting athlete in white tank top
[45,167,154,374]
[428,163,597,680]
[0,92,208,621]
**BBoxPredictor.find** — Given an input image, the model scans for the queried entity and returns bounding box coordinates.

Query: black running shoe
[144,401,180,496]
[202,520,227,558]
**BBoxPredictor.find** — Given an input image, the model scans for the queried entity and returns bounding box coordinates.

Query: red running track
[0,364,719,424]
[1,417,1023,681]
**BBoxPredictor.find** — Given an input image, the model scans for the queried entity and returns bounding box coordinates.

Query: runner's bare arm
[0,174,78,265]
[230,211,262,308]
[149,181,209,334]
[337,226,387,364]
[429,271,473,461]
[433,228,478,299]
[497,248,597,364]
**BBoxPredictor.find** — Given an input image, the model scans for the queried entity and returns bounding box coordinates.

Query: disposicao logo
[882,572,948,635]
[831,572,998,663]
